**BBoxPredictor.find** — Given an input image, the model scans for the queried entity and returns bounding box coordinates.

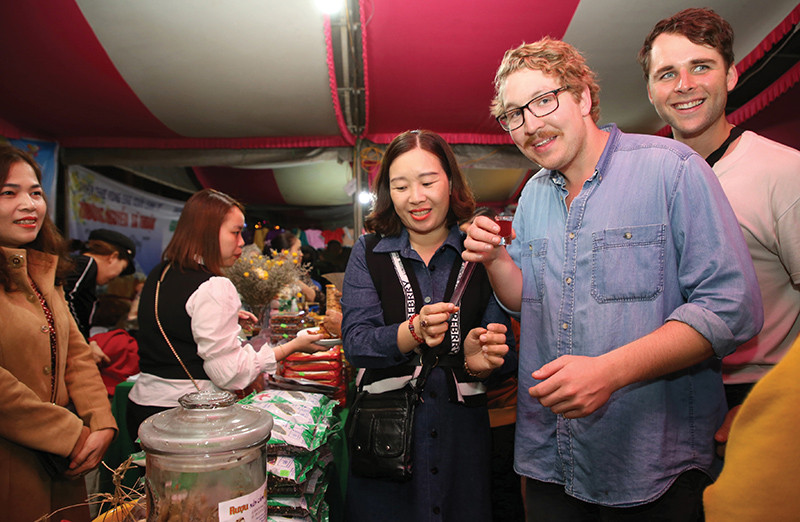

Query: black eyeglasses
[496,86,570,131]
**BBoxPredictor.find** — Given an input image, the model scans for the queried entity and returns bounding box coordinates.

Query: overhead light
[315,0,344,15]
[358,191,372,205]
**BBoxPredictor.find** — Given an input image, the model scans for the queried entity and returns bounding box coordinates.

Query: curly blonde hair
[491,37,600,123]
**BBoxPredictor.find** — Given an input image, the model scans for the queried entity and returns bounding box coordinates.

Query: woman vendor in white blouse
[126,188,323,441]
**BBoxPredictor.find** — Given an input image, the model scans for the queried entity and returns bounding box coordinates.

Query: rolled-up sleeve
[666,156,764,357]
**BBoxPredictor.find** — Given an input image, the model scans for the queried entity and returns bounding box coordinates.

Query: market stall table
[102,379,349,521]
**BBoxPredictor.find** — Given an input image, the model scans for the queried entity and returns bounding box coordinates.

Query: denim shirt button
[565,277,573,285]
[569,232,575,239]
[623,232,632,239]
[562,322,569,330]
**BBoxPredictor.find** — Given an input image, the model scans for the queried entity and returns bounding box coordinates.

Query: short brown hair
[491,37,601,123]
[162,188,245,275]
[92,294,133,327]
[638,8,734,77]
[0,144,72,290]
[365,130,475,237]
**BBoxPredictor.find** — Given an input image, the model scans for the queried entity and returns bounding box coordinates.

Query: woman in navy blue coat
[342,130,514,521]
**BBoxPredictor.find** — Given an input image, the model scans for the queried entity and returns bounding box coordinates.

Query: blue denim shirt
[507,125,763,507]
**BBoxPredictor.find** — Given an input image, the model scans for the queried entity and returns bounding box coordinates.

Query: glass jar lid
[138,390,273,455]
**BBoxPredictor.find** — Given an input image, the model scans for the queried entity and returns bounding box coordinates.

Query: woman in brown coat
[0,145,117,522]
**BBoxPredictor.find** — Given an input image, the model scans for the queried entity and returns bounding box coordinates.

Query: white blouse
[129,276,276,407]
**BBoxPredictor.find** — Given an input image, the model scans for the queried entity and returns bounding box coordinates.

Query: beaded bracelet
[408,313,424,345]
[464,356,490,378]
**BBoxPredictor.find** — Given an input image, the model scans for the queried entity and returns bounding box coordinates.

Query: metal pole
[353,138,363,235]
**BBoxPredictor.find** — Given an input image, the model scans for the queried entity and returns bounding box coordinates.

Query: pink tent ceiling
[0,0,797,219]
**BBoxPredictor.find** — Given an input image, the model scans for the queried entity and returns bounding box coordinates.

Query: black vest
[362,234,493,404]
[137,261,213,380]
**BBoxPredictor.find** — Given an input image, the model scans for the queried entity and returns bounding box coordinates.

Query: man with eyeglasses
[463,37,763,521]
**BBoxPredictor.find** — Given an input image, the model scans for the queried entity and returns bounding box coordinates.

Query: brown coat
[0,247,118,522]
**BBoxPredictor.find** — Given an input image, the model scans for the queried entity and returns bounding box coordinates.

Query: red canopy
[0,0,797,219]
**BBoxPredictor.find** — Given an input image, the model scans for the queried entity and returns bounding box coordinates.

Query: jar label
[217,478,267,522]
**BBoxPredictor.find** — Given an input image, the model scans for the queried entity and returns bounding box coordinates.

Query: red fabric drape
[736,5,800,75]
[730,61,800,126]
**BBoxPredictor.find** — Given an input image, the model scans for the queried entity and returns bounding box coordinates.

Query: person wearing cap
[64,229,136,339]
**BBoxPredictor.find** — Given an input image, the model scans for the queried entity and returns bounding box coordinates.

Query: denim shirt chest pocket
[591,224,665,303]
[522,238,548,303]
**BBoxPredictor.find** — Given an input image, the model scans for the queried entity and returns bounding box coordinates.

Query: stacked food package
[240,390,342,522]
[276,285,349,406]
[269,312,313,346]
[281,348,345,405]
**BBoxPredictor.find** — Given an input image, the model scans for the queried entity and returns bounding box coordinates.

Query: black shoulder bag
[346,352,437,482]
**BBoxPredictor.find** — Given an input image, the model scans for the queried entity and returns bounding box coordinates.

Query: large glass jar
[138,390,273,522]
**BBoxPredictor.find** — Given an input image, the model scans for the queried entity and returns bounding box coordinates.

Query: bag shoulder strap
[155,263,200,391]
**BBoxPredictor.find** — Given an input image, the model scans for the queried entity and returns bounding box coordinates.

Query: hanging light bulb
[315,0,344,15]
[358,191,372,205]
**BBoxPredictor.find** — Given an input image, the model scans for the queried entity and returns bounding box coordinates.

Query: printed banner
[2,137,59,219]
[66,166,185,276]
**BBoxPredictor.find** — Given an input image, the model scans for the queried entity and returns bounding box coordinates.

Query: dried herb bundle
[225,244,307,311]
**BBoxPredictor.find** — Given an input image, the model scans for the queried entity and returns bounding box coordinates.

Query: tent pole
[353,139,363,236]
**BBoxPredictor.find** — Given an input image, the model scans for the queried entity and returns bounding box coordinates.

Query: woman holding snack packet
[127,188,325,441]
[341,130,514,520]
[0,145,117,522]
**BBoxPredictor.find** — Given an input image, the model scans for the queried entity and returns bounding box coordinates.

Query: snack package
[241,390,340,452]
[284,346,341,362]
[325,285,340,313]
[268,487,328,521]
[268,453,319,484]
[267,374,339,395]
[270,312,313,344]
[282,359,341,372]
[248,390,336,425]
[267,495,310,518]
[278,347,346,406]
[281,368,342,383]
